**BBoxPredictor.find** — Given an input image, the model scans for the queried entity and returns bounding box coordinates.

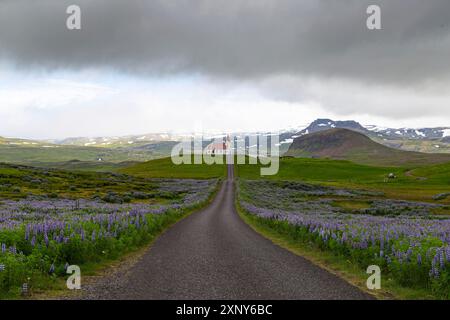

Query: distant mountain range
[293,118,450,141]
[286,128,450,166]
[0,118,449,166]
[53,133,184,147]
[285,118,450,154]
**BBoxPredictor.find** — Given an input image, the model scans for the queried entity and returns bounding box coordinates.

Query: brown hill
[285,128,450,166]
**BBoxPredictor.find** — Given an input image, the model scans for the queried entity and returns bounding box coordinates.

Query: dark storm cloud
[1,0,450,84]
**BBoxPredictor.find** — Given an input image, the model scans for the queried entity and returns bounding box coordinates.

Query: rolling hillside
[0,138,177,167]
[119,157,226,179]
[285,128,450,166]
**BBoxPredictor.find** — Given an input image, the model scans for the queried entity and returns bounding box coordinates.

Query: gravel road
[79,164,372,300]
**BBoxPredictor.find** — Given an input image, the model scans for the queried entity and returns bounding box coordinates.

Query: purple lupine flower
[44,233,49,247]
[25,224,30,241]
[49,264,55,274]
[430,254,440,278]
[439,249,445,269]
[406,248,413,262]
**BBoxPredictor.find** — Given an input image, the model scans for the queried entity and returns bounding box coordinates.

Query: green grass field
[238,157,395,182]
[0,143,172,165]
[236,157,450,299]
[119,156,449,203]
[120,157,227,179]
[237,157,450,203]
[28,160,139,173]
[43,154,447,204]
[0,162,166,202]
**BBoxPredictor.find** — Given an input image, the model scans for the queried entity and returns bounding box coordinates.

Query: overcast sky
[1,0,450,139]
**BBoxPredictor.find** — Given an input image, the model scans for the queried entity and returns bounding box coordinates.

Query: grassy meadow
[236,156,450,299]
[237,157,450,203]
[120,156,227,179]
[0,141,177,167]
[0,160,221,298]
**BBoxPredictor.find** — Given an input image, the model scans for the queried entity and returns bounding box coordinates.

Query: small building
[205,142,228,155]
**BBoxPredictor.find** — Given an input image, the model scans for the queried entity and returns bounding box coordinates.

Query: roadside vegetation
[0,161,222,298]
[236,158,450,299]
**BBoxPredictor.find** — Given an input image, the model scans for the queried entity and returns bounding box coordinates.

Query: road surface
[81,164,372,299]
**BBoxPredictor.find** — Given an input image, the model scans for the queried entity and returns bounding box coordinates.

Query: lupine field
[238,179,450,298]
[0,163,219,297]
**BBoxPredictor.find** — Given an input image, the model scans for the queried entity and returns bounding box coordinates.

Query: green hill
[119,157,226,179]
[237,157,450,203]
[27,160,140,172]
[0,142,173,166]
[285,128,450,166]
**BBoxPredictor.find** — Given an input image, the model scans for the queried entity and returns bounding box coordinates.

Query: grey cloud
[1,0,450,85]
[258,75,450,120]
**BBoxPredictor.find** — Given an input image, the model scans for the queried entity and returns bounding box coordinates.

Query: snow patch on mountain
[415,130,425,137]
[442,129,450,137]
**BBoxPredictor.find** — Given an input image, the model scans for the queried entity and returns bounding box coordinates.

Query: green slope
[119,157,226,179]
[0,162,160,201]
[0,143,171,165]
[27,160,140,172]
[238,157,397,183]
[236,157,450,203]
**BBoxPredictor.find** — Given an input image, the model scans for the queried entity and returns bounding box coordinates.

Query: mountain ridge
[286,128,450,166]
[294,118,450,141]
